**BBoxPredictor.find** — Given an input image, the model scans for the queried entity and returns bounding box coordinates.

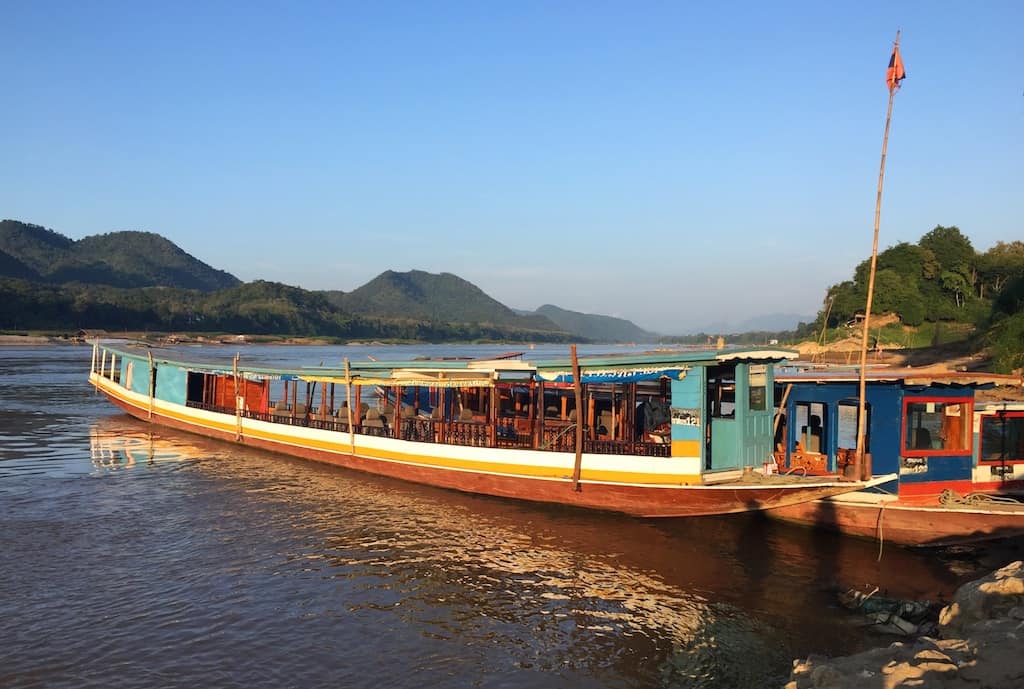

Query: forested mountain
[815,225,1024,372]
[0,220,240,291]
[0,220,72,275]
[0,278,577,343]
[0,248,37,280]
[324,270,564,333]
[534,304,655,342]
[0,220,647,341]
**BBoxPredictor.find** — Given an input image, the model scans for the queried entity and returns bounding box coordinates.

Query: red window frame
[978,410,1024,465]
[901,396,973,457]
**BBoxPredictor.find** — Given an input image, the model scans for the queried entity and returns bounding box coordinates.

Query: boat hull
[771,496,1024,547]
[94,374,862,519]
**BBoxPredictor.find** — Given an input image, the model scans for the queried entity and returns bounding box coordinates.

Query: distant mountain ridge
[323,270,564,333]
[0,220,240,291]
[534,304,655,342]
[0,219,652,342]
[697,312,815,335]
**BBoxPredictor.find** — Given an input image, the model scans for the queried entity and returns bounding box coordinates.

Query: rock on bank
[785,561,1024,689]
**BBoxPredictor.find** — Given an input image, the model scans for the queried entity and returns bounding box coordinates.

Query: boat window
[709,376,735,418]
[837,401,869,452]
[980,412,1024,463]
[748,365,767,411]
[794,402,826,453]
[903,400,971,454]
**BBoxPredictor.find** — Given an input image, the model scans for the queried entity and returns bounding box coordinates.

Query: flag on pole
[886,44,906,92]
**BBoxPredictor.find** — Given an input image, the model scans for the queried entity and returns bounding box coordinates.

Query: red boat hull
[771,497,1024,547]
[101,388,863,519]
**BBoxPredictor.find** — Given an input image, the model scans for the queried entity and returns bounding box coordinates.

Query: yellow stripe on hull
[671,439,701,458]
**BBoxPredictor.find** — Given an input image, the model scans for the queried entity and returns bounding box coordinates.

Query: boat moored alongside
[770,367,1024,546]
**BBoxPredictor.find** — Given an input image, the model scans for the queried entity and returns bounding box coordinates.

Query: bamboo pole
[773,384,792,444]
[856,30,901,480]
[148,351,155,420]
[344,358,356,452]
[570,345,584,491]
[233,353,242,440]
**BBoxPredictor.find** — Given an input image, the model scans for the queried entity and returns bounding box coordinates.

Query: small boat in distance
[770,367,1024,546]
[88,343,874,518]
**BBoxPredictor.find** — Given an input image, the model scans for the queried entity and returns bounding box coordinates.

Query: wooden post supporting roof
[233,353,242,440]
[147,351,155,420]
[344,358,355,452]
[571,345,584,491]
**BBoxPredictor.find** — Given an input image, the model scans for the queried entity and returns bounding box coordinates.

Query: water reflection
[82,416,964,687]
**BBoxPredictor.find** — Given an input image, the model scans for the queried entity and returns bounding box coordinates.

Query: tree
[916,226,978,312]
[977,241,1024,299]
[919,225,975,273]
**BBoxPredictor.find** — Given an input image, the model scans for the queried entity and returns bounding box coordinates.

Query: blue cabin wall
[670,367,705,463]
[898,385,976,488]
[709,363,775,471]
[116,355,186,406]
[783,382,902,474]
[155,365,188,406]
[119,354,151,396]
[783,381,976,487]
[743,364,775,467]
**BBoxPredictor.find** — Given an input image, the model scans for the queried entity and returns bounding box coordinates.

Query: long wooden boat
[88,343,873,518]
[769,367,1024,546]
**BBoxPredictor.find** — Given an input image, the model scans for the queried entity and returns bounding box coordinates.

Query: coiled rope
[938,489,1024,507]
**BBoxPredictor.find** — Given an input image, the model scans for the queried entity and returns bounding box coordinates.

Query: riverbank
[0,334,68,345]
[785,560,1024,688]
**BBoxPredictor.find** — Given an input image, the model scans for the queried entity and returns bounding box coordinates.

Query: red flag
[886,45,906,92]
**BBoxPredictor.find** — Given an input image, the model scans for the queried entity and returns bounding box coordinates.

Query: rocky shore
[786,561,1024,688]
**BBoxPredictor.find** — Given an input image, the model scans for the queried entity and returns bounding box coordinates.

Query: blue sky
[3,1,1021,334]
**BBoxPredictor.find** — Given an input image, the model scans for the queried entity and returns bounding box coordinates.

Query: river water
[0,344,1013,688]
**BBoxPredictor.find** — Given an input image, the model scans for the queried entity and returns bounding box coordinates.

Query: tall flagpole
[855,30,903,479]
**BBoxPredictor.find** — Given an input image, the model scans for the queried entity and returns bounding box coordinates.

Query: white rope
[938,489,1024,507]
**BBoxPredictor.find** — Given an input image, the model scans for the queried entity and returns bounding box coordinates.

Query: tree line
[0,279,577,344]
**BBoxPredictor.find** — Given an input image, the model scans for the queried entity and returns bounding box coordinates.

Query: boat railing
[184,401,669,456]
[539,424,670,457]
[189,401,227,414]
[541,424,578,452]
[446,420,490,447]
[586,438,671,458]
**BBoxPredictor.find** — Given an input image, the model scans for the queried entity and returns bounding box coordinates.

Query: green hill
[326,270,566,333]
[0,220,240,291]
[0,248,37,281]
[0,220,73,274]
[534,304,655,343]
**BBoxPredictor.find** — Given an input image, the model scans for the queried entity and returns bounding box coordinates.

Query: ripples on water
[0,345,992,688]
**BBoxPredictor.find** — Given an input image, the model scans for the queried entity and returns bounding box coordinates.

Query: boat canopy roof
[97,344,799,388]
[775,366,1020,389]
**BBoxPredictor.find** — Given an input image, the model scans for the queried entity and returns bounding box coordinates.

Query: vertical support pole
[535,381,544,448]
[147,351,155,419]
[233,353,242,440]
[489,384,497,447]
[571,345,584,491]
[344,358,356,453]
